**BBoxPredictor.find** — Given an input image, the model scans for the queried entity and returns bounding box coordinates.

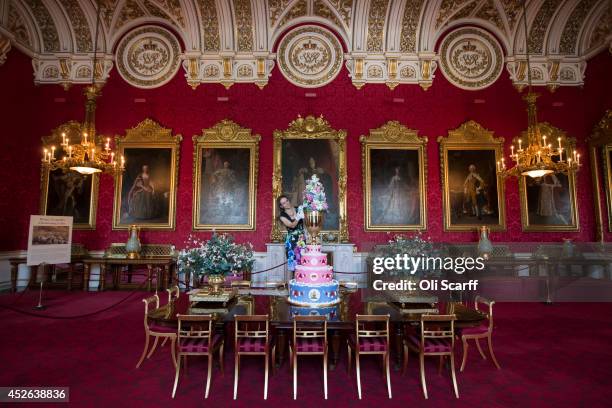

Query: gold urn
[207,274,225,295]
[304,210,325,244]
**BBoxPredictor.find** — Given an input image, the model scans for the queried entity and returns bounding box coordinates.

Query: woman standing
[278,195,305,272]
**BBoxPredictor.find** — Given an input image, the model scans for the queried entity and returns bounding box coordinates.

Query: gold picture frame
[112,119,181,230]
[270,115,348,243]
[438,120,506,231]
[361,121,427,231]
[40,121,99,230]
[603,143,612,233]
[192,120,260,230]
[518,123,579,232]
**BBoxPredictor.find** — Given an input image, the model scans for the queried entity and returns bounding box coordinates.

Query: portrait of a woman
[127,164,158,220]
[277,195,305,272]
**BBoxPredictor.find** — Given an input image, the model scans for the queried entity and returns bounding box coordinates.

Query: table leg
[128,266,133,284]
[330,330,341,370]
[10,263,17,293]
[394,323,403,371]
[99,263,106,291]
[276,329,286,368]
[68,264,74,290]
[83,264,90,291]
[147,264,153,292]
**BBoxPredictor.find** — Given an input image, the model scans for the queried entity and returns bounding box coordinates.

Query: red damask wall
[0,48,610,251]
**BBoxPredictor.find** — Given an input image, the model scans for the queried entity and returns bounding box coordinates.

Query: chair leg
[438,355,444,375]
[271,345,276,376]
[402,343,409,375]
[219,343,225,375]
[323,351,328,399]
[347,344,352,375]
[355,352,362,399]
[293,352,298,400]
[171,353,182,398]
[419,353,428,399]
[475,338,487,360]
[233,355,239,400]
[170,337,177,369]
[385,352,392,399]
[161,337,169,347]
[487,335,501,369]
[147,336,159,359]
[264,351,270,400]
[136,332,150,368]
[450,353,459,398]
[460,338,469,372]
[205,355,213,399]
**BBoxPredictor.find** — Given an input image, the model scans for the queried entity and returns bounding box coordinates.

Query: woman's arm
[279,215,299,228]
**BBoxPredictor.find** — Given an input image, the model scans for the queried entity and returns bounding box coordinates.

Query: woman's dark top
[280,207,303,232]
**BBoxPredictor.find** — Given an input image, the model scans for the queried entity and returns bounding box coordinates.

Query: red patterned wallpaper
[0,49,610,251]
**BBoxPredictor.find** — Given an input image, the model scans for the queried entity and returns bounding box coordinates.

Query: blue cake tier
[287,279,340,306]
[289,305,339,321]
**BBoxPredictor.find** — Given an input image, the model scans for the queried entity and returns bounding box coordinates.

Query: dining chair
[347,314,392,399]
[234,315,275,400]
[403,314,458,399]
[172,314,224,399]
[290,315,328,400]
[167,285,180,303]
[136,295,177,369]
[459,296,501,371]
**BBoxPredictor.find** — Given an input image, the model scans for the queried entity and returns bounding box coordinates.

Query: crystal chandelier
[497,0,580,179]
[41,1,123,176]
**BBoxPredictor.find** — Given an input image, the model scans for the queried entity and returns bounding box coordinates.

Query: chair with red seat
[172,314,224,399]
[290,315,328,400]
[136,294,177,369]
[233,314,275,400]
[403,314,458,399]
[347,314,392,399]
[459,296,501,371]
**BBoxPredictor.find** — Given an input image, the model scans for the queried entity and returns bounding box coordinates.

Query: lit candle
[61,132,66,146]
[511,145,515,158]
[106,138,110,151]
[573,150,577,162]
[83,132,88,145]
[43,148,48,161]
[68,146,72,158]
[568,157,572,167]
[577,153,580,165]
[538,151,541,163]
[91,148,95,161]
[110,152,115,164]
[63,156,66,162]
[121,155,125,168]
[542,135,546,147]
[559,147,563,162]
[518,139,522,151]
[557,137,561,149]
[51,146,56,160]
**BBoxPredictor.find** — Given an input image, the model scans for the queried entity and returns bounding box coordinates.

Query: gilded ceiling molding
[435,0,475,29]
[399,0,424,53]
[585,1,611,53]
[313,0,343,30]
[277,0,308,28]
[527,0,563,54]
[499,0,521,33]
[0,33,10,66]
[22,0,60,52]
[559,0,598,54]
[113,0,146,32]
[475,0,506,35]
[58,0,93,52]
[197,0,221,52]
[268,0,292,27]
[7,2,32,50]
[234,0,254,52]
[327,0,353,28]
[366,0,389,52]
[99,0,118,30]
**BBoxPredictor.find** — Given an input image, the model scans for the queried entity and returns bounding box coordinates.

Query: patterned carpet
[1,290,611,407]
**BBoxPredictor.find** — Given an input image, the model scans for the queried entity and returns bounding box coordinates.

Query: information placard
[26,215,73,266]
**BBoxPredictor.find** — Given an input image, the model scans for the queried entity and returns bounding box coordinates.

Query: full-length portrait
[439,121,506,231]
[113,119,181,230]
[361,121,427,231]
[40,121,99,229]
[193,120,259,230]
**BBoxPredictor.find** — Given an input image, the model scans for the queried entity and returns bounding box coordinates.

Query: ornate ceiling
[0,0,610,90]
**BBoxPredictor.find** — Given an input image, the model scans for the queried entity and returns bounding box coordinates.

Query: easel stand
[33,263,47,311]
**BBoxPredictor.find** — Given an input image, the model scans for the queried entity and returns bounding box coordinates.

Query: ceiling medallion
[277,25,343,88]
[438,27,503,90]
[116,25,181,89]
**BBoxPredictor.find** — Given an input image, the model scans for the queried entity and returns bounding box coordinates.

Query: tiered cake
[288,244,340,306]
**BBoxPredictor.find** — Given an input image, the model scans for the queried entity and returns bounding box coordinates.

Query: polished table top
[148,288,485,329]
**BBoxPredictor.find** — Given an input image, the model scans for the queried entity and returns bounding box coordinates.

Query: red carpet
[1,290,611,407]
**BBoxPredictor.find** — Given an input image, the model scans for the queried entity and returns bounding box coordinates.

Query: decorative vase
[477,226,493,260]
[304,210,325,244]
[562,238,575,258]
[126,225,141,259]
[208,274,225,295]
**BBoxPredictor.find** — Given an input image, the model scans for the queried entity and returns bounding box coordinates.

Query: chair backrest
[142,295,160,329]
[167,285,180,303]
[235,315,270,348]
[293,315,327,345]
[475,295,495,332]
[420,314,456,349]
[177,314,213,346]
[355,314,390,344]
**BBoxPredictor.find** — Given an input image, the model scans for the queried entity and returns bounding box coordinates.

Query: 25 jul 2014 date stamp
[0,387,69,402]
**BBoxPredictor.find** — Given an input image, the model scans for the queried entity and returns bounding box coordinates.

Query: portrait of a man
[282,139,339,230]
[42,169,97,228]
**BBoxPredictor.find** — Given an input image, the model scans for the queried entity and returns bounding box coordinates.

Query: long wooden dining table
[147,287,486,370]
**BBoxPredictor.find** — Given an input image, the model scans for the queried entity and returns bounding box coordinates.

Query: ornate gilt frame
[192,120,260,230]
[438,120,506,231]
[589,110,612,236]
[40,121,99,230]
[360,121,427,231]
[518,123,579,232]
[112,119,182,230]
[604,144,612,233]
[270,115,349,243]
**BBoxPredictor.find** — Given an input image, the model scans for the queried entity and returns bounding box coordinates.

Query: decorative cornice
[0,33,10,66]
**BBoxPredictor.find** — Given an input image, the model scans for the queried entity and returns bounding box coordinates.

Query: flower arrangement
[302,174,328,211]
[385,232,434,258]
[177,233,255,279]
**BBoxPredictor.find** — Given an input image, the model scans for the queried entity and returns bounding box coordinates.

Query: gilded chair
[172,314,224,399]
[289,315,328,400]
[233,315,275,400]
[136,295,177,369]
[347,314,392,399]
[459,296,501,371]
[167,285,180,303]
[403,314,458,399]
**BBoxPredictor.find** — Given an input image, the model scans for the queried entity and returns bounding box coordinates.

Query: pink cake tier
[295,244,333,284]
